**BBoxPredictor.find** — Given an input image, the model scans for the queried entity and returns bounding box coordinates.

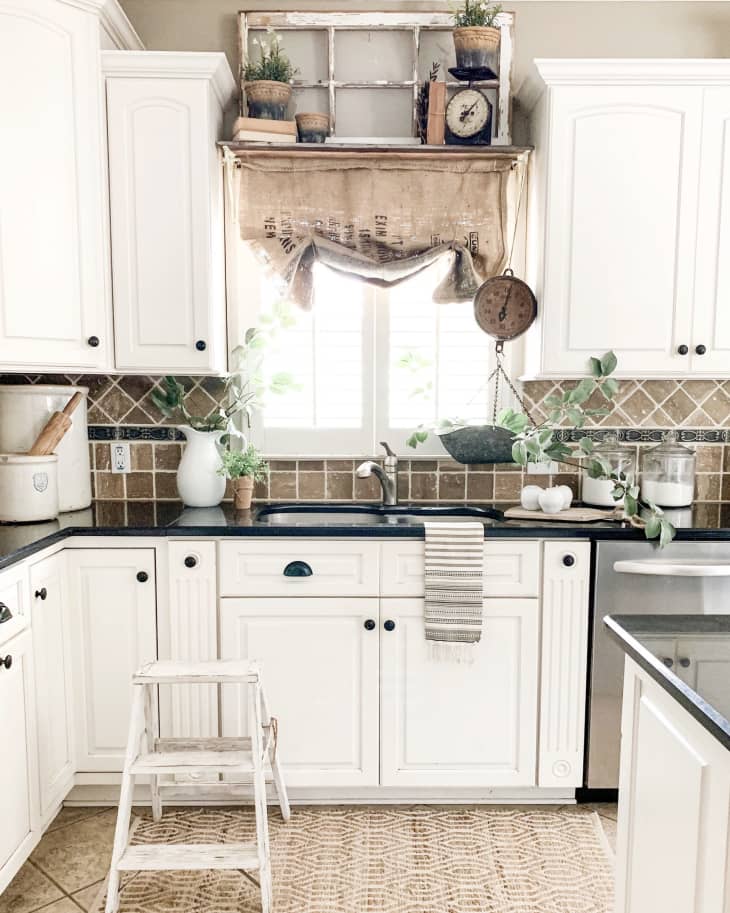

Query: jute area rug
[91,805,614,913]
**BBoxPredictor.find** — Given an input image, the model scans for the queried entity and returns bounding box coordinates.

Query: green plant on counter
[500,351,676,547]
[244,30,298,83]
[218,444,268,482]
[151,320,298,433]
[453,1,503,28]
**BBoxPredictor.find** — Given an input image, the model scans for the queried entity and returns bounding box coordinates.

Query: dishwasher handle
[614,559,730,578]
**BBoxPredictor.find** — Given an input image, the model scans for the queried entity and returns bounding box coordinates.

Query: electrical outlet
[111,442,131,474]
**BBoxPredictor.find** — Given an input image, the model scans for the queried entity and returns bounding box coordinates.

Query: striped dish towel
[423,521,485,662]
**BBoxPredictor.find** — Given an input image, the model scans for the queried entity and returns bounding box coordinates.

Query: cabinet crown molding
[535,57,730,85]
[99,0,143,50]
[101,51,237,107]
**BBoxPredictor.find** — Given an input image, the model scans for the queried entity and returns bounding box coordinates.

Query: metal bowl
[438,425,515,465]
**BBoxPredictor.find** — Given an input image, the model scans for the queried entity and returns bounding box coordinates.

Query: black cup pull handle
[35,587,47,600]
[136,571,149,583]
[0,602,12,624]
[384,619,396,632]
[1,655,12,670]
[283,560,313,578]
[184,555,198,569]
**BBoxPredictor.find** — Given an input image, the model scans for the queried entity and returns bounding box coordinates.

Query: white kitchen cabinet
[66,549,157,771]
[379,598,539,787]
[0,628,39,895]
[615,658,730,913]
[29,555,74,821]
[526,60,730,378]
[103,52,236,374]
[220,597,380,787]
[693,86,730,373]
[158,541,218,741]
[0,0,114,371]
[538,542,590,787]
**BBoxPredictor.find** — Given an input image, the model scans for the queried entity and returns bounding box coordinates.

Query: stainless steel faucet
[356,442,398,507]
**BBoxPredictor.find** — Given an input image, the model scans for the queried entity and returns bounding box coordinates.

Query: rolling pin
[28,391,84,456]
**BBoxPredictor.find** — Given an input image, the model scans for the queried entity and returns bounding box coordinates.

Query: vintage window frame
[237,10,515,144]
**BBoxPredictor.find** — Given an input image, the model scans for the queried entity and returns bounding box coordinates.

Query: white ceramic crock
[0,454,59,523]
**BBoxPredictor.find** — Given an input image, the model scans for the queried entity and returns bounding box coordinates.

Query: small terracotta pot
[245,80,292,120]
[295,112,330,143]
[453,25,500,73]
[232,476,255,510]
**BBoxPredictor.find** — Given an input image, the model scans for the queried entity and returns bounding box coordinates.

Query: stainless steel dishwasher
[587,539,730,789]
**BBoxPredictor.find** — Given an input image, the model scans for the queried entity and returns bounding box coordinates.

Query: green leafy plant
[151,323,298,433]
[218,444,268,482]
[244,31,298,83]
[453,1,503,28]
[503,351,676,547]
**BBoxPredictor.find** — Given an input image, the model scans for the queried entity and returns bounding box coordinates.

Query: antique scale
[444,64,495,146]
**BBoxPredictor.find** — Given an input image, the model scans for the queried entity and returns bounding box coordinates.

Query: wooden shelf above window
[220,141,532,164]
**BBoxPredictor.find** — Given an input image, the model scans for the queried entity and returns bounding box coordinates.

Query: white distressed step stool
[105,660,290,913]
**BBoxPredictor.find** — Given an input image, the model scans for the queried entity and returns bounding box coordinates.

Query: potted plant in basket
[219,444,268,510]
[452,1,502,74]
[244,30,298,120]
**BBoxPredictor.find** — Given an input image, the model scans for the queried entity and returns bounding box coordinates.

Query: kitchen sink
[256,504,505,527]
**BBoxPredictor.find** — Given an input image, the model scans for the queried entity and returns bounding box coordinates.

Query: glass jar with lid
[640,431,696,507]
[582,432,636,507]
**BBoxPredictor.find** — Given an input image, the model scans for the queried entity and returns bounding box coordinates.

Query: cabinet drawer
[381,540,540,598]
[219,541,380,597]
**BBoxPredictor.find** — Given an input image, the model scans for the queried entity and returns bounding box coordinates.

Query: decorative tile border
[89,425,185,442]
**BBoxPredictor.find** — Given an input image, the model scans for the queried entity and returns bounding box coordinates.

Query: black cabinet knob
[1,655,12,670]
[87,336,100,348]
[384,619,396,632]
[679,657,691,668]
[195,340,207,352]
[283,560,313,578]
[677,344,689,355]
[562,554,575,568]
[364,619,376,631]
[136,571,149,583]
[34,587,47,600]
[184,556,197,568]
[661,657,674,669]
[695,344,707,355]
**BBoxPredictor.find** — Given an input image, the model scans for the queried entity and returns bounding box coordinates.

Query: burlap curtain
[231,150,512,309]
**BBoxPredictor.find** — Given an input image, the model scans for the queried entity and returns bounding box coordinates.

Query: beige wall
[119,0,730,96]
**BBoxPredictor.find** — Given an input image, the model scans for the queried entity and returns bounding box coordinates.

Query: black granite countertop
[2,499,730,572]
[605,614,730,752]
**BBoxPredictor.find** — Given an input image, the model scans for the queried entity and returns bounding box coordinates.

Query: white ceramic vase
[176,426,226,508]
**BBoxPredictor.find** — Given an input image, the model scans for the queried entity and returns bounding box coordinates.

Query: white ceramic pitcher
[176,426,226,508]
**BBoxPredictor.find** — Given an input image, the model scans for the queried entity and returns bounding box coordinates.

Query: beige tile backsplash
[2,372,729,508]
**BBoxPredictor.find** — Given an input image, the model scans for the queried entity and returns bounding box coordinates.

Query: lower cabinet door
[0,629,39,894]
[66,549,157,771]
[30,554,74,819]
[380,598,539,787]
[220,597,380,787]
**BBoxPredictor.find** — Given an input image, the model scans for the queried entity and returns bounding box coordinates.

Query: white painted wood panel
[538,542,590,787]
[0,629,39,894]
[379,598,539,787]
[379,540,540,598]
[219,540,380,597]
[29,554,74,819]
[693,86,730,374]
[0,562,30,645]
[159,542,218,751]
[220,597,380,787]
[0,0,111,370]
[537,81,702,376]
[66,549,157,771]
[615,660,730,913]
[103,52,235,374]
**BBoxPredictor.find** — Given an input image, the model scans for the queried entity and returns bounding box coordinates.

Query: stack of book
[232,116,297,144]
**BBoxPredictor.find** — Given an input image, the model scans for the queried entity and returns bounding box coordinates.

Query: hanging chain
[506,160,528,273]
[487,342,538,429]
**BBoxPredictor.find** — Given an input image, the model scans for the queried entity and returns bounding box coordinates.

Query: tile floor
[0,803,618,913]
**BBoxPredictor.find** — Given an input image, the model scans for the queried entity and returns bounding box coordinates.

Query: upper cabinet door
[0,0,111,371]
[104,54,235,374]
[692,87,730,375]
[540,85,703,376]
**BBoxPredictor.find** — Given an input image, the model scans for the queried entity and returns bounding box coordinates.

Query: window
[245,256,501,457]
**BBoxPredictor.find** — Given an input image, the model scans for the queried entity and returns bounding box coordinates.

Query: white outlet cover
[111,442,131,474]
